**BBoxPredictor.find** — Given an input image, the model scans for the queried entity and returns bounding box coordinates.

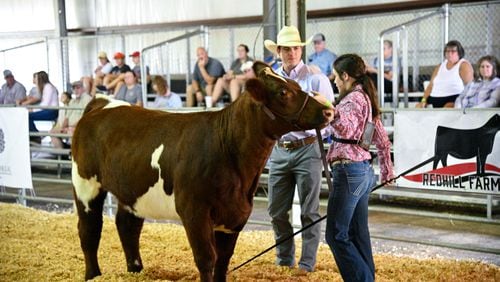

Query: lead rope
[228,153,437,273]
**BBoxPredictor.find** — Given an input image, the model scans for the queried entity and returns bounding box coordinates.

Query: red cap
[113,52,125,59]
[129,51,140,57]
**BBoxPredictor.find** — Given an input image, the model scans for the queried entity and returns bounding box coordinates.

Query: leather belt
[277,136,317,151]
[329,159,353,166]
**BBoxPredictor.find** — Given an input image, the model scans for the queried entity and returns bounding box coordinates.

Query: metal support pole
[229,28,235,63]
[442,3,450,62]
[140,52,147,108]
[263,0,278,60]
[413,18,420,91]
[106,194,113,217]
[19,188,27,206]
[187,34,192,84]
[486,195,492,219]
[297,0,307,61]
[55,0,69,91]
[485,3,493,55]
[378,36,385,108]
[392,32,399,108]
[402,28,409,108]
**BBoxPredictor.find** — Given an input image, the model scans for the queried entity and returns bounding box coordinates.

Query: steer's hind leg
[115,204,145,273]
[214,231,240,282]
[74,189,108,281]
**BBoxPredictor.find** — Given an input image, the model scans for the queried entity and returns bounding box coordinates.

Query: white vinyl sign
[0,108,33,189]
[394,109,499,195]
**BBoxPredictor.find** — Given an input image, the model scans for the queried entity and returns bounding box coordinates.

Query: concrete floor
[2,174,499,266]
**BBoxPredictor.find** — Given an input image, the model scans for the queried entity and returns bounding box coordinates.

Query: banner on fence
[0,108,33,189]
[394,110,499,194]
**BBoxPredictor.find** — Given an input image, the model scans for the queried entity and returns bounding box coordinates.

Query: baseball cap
[98,51,107,59]
[113,52,125,59]
[71,81,83,88]
[312,33,325,42]
[3,69,13,78]
[129,51,140,57]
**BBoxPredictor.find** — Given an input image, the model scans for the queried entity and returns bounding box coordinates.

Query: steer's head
[245,61,333,133]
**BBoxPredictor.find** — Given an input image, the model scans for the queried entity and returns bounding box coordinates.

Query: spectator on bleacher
[211,44,253,106]
[50,81,92,149]
[151,75,182,109]
[49,91,71,149]
[102,52,132,94]
[366,40,400,96]
[114,71,143,107]
[129,51,151,85]
[264,25,334,274]
[185,47,225,107]
[0,70,26,105]
[90,51,113,96]
[264,54,282,70]
[308,33,337,79]
[326,54,394,282]
[417,40,474,108]
[455,55,500,108]
[18,72,41,106]
[28,71,59,143]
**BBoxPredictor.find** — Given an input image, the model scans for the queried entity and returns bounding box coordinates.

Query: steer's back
[72,99,220,216]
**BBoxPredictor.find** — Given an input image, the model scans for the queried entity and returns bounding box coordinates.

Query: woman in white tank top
[417,40,473,108]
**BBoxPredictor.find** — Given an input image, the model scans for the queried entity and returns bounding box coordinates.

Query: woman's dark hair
[333,54,381,118]
[444,40,465,59]
[36,71,50,94]
[61,91,72,101]
[238,44,249,53]
[476,55,499,79]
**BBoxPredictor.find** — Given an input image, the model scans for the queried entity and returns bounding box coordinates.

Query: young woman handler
[325,54,394,282]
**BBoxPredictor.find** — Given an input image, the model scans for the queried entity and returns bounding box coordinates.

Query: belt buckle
[280,140,293,150]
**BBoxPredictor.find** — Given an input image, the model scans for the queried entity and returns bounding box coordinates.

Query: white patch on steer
[214,225,237,234]
[101,95,131,109]
[131,145,180,220]
[72,161,101,212]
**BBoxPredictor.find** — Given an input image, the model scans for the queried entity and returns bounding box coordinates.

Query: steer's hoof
[127,261,143,273]
[85,269,102,281]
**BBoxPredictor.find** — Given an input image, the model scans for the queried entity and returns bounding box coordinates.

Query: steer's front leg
[181,209,217,282]
[214,231,240,282]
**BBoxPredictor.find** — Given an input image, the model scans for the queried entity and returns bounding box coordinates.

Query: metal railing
[378,4,449,108]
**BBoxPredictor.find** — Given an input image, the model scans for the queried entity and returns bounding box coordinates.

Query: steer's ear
[245,78,269,103]
[252,61,271,78]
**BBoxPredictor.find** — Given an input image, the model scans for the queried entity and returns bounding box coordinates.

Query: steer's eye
[280,89,287,96]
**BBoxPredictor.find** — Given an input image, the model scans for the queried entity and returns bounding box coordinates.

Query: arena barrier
[0,105,498,223]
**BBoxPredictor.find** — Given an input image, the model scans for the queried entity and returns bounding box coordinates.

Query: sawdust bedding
[0,203,498,281]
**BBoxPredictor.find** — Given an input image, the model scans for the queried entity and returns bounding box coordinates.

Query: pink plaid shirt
[326,85,394,182]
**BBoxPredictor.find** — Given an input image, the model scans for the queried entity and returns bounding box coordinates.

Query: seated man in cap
[50,80,92,149]
[308,33,337,80]
[102,52,132,94]
[264,25,334,274]
[129,51,151,85]
[90,51,113,96]
[0,70,27,105]
[185,47,225,107]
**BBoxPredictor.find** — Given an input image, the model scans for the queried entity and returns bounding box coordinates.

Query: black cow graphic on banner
[433,114,500,176]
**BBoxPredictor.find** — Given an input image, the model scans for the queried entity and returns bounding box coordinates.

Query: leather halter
[261,91,311,131]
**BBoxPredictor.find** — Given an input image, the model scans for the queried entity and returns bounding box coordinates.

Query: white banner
[0,108,33,189]
[394,109,499,194]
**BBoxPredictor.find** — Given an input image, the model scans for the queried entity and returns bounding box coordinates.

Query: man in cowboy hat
[264,25,334,273]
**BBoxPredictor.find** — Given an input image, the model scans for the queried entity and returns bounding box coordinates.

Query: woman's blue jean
[28,109,58,132]
[325,160,376,282]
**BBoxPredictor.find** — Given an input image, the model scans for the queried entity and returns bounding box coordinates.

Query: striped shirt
[326,84,394,182]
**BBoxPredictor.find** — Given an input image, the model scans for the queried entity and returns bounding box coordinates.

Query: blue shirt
[276,60,334,141]
[152,91,183,109]
[373,56,401,73]
[308,49,337,76]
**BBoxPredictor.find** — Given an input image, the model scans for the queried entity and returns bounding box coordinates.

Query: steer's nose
[323,108,334,122]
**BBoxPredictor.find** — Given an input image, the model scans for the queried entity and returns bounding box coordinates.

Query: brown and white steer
[71,62,333,281]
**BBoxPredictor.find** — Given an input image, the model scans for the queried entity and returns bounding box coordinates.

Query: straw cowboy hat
[264,25,312,54]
